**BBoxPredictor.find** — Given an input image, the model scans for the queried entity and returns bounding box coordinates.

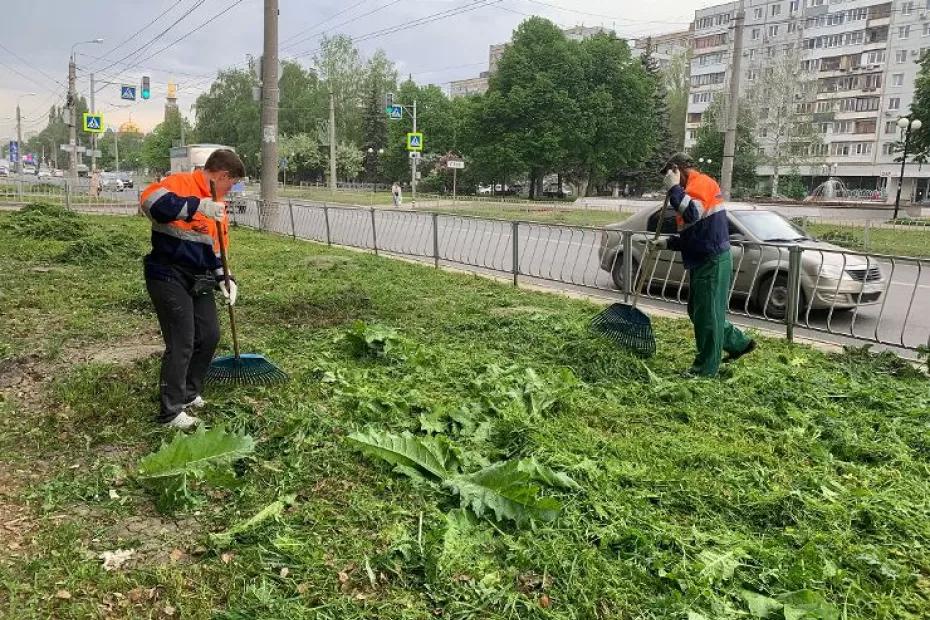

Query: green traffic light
[142,90,150,100]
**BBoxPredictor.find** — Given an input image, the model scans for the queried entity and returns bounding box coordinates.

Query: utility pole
[720,0,745,199]
[260,0,280,223]
[114,130,119,172]
[90,73,97,173]
[329,90,337,191]
[411,99,417,204]
[68,56,78,180]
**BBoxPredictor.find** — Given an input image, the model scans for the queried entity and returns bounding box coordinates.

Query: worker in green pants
[651,154,756,377]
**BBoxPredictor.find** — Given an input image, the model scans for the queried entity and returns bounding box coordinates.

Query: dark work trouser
[146,277,220,422]
[686,251,752,377]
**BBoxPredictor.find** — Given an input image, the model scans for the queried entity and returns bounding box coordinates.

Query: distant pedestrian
[391,182,402,207]
[90,171,101,198]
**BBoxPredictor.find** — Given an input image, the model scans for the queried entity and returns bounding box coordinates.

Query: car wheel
[756,272,805,320]
[610,254,639,291]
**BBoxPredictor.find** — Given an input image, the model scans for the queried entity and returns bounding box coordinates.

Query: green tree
[460,92,524,190]
[278,61,326,137]
[663,49,691,151]
[26,100,89,169]
[194,68,261,175]
[142,111,192,174]
[904,50,930,159]
[279,133,324,182]
[634,39,678,193]
[336,142,363,180]
[491,17,581,198]
[570,33,655,196]
[97,129,144,171]
[690,96,759,193]
[358,52,394,183]
[316,35,365,145]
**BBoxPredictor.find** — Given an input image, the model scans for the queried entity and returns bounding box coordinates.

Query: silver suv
[598,205,886,319]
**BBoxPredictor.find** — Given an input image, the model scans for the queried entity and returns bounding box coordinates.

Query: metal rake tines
[590,303,656,357]
[206,354,289,385]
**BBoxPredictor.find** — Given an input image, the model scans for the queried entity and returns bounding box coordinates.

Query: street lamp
[15,92,36,175]
[894,116,923,219]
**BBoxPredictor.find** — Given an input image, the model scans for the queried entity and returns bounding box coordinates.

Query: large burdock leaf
[137,426,255,511]
[445,460,562,524]
[347,429,460,481]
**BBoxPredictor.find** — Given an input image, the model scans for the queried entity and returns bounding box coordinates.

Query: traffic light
[384,92,394,112]
[141,76,150,100]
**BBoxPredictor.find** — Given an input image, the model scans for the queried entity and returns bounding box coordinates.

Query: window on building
[899,25,911,39]
[790,0,800,11]
[788,21,797,34]
[865,50,885,65]
[902,1,914,15]
[897,50,908,63]
[835,120,852,133]
[893,73,905,86]
[687,112,703,123]
[855,143,873,155]
[819,122,832,134]
[812,144,829,156]
[768,25,779,37]
[855,120,877,134]
[889,97,901,110]
[771,3,782,16]
[883,142,897,154]
[817,100,834,112]
[832,143,850,156]
[747,69,758,81]
[752,28,760,40]
[886,120,899,133]
[754,7,764,19]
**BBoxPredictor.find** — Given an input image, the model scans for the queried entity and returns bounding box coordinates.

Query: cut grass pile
[0,204,929,619]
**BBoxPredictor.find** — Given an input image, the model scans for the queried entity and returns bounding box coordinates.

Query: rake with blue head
[206,180,288,385]
[590,196,670,357]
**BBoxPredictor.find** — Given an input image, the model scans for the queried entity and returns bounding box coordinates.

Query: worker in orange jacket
[139,149,245,429]
[652,153,756,377]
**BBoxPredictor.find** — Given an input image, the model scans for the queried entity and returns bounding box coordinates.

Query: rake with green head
[206,180,288,386]
[590,197,670,357]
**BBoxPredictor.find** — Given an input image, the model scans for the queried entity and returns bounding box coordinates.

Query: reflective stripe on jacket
[139,170,229,281]
[666,171,730,270]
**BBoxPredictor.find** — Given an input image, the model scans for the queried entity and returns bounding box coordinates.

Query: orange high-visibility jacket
[667,171,730,269]
[139,169,229,281]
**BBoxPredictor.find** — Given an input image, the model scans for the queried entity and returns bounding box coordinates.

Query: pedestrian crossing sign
[406,132,423,151]
[82,112,105,134]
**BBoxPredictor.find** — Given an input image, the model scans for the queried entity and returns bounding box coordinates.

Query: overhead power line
[89,0,186,70]
[94,0,210,75]
[281,0,405,54]
[279,0,370,47]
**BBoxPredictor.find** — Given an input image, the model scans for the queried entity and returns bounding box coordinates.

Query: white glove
[662,168,681,191]
[198,199,226,221]
[648,238,669,251]
[218,278,238,306]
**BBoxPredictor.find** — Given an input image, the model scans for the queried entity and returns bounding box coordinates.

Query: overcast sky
[0,0,722,150]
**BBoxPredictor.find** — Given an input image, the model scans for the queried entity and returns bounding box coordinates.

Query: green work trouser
[686,251,752,377]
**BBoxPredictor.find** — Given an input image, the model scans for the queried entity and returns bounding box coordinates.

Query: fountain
[806,176,850,201]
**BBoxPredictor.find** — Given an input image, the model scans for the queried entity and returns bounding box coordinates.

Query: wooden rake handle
[631,194,671,310]
[210,180,241,360]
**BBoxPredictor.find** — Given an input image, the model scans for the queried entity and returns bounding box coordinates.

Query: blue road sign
[8,141,18,163]
[82,112,105,133]
[387,104,403,120]
[406,132,423,151]
[121,85,136,101]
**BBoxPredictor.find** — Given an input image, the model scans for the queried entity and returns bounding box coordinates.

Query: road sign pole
[15,106,22,176]
[69,55,77,180]
[411,99,417,205]
[329,90,337,192]
[453,168,457,204]
[90,73,97,173]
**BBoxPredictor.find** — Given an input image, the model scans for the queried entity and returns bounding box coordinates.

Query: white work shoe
[184,396,206,409]
[162,411,201,430]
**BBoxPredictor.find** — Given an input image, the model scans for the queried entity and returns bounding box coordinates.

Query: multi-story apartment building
[633,29,694,69]
[686,0,930,201]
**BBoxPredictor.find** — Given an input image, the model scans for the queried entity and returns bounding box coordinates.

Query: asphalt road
[232,202,930,355]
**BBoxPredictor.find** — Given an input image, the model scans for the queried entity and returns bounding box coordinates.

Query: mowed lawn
[0,204,929,619]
